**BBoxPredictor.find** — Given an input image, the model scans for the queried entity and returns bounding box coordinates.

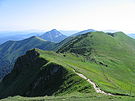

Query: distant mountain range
[0,36,55,79]
[40,29,67,43]
[0,29,98,44]
[0,31,42,44]
[0,29,67,44]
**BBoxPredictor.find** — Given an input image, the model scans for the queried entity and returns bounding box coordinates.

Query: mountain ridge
[0,36,56,79]
[71,29,96,37]
[40,29,67,43]
[0,49,94,98]
[56,31,135,95]
[1,31,135,100]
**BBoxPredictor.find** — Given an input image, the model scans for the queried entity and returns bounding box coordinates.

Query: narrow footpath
[73,70,113,96]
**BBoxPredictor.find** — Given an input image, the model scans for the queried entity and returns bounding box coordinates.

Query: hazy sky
[0,0,135,33]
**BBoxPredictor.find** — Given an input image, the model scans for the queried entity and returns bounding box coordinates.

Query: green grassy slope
[54,36,75,50]
[0,49,95,99]
[57,31,135,96]
[0,36,56,79]
[1,48,135,101]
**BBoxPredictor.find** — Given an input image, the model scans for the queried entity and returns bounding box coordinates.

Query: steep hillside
[53,37,75,51]
[1,48,135,100]
[0,49,95,99]
[40,29,67,43]
[57,31,135,96]
[58,31,135,56]
[0,36,55,79]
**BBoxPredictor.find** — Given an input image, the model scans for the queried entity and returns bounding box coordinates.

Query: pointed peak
[47,29,63,35]
[51,29,58,31]
[45,29,61,34]
[48,29,60,33]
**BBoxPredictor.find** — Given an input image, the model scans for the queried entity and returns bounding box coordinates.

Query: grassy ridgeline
[1,31,135,100]
[57,31,135,95]
[0,49,95,99]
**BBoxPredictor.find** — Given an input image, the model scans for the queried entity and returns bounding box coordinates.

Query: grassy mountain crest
[0,49,94,98]
[56,31,135,96]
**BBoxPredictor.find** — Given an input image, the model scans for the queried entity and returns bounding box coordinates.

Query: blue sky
[0,0,135,33]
